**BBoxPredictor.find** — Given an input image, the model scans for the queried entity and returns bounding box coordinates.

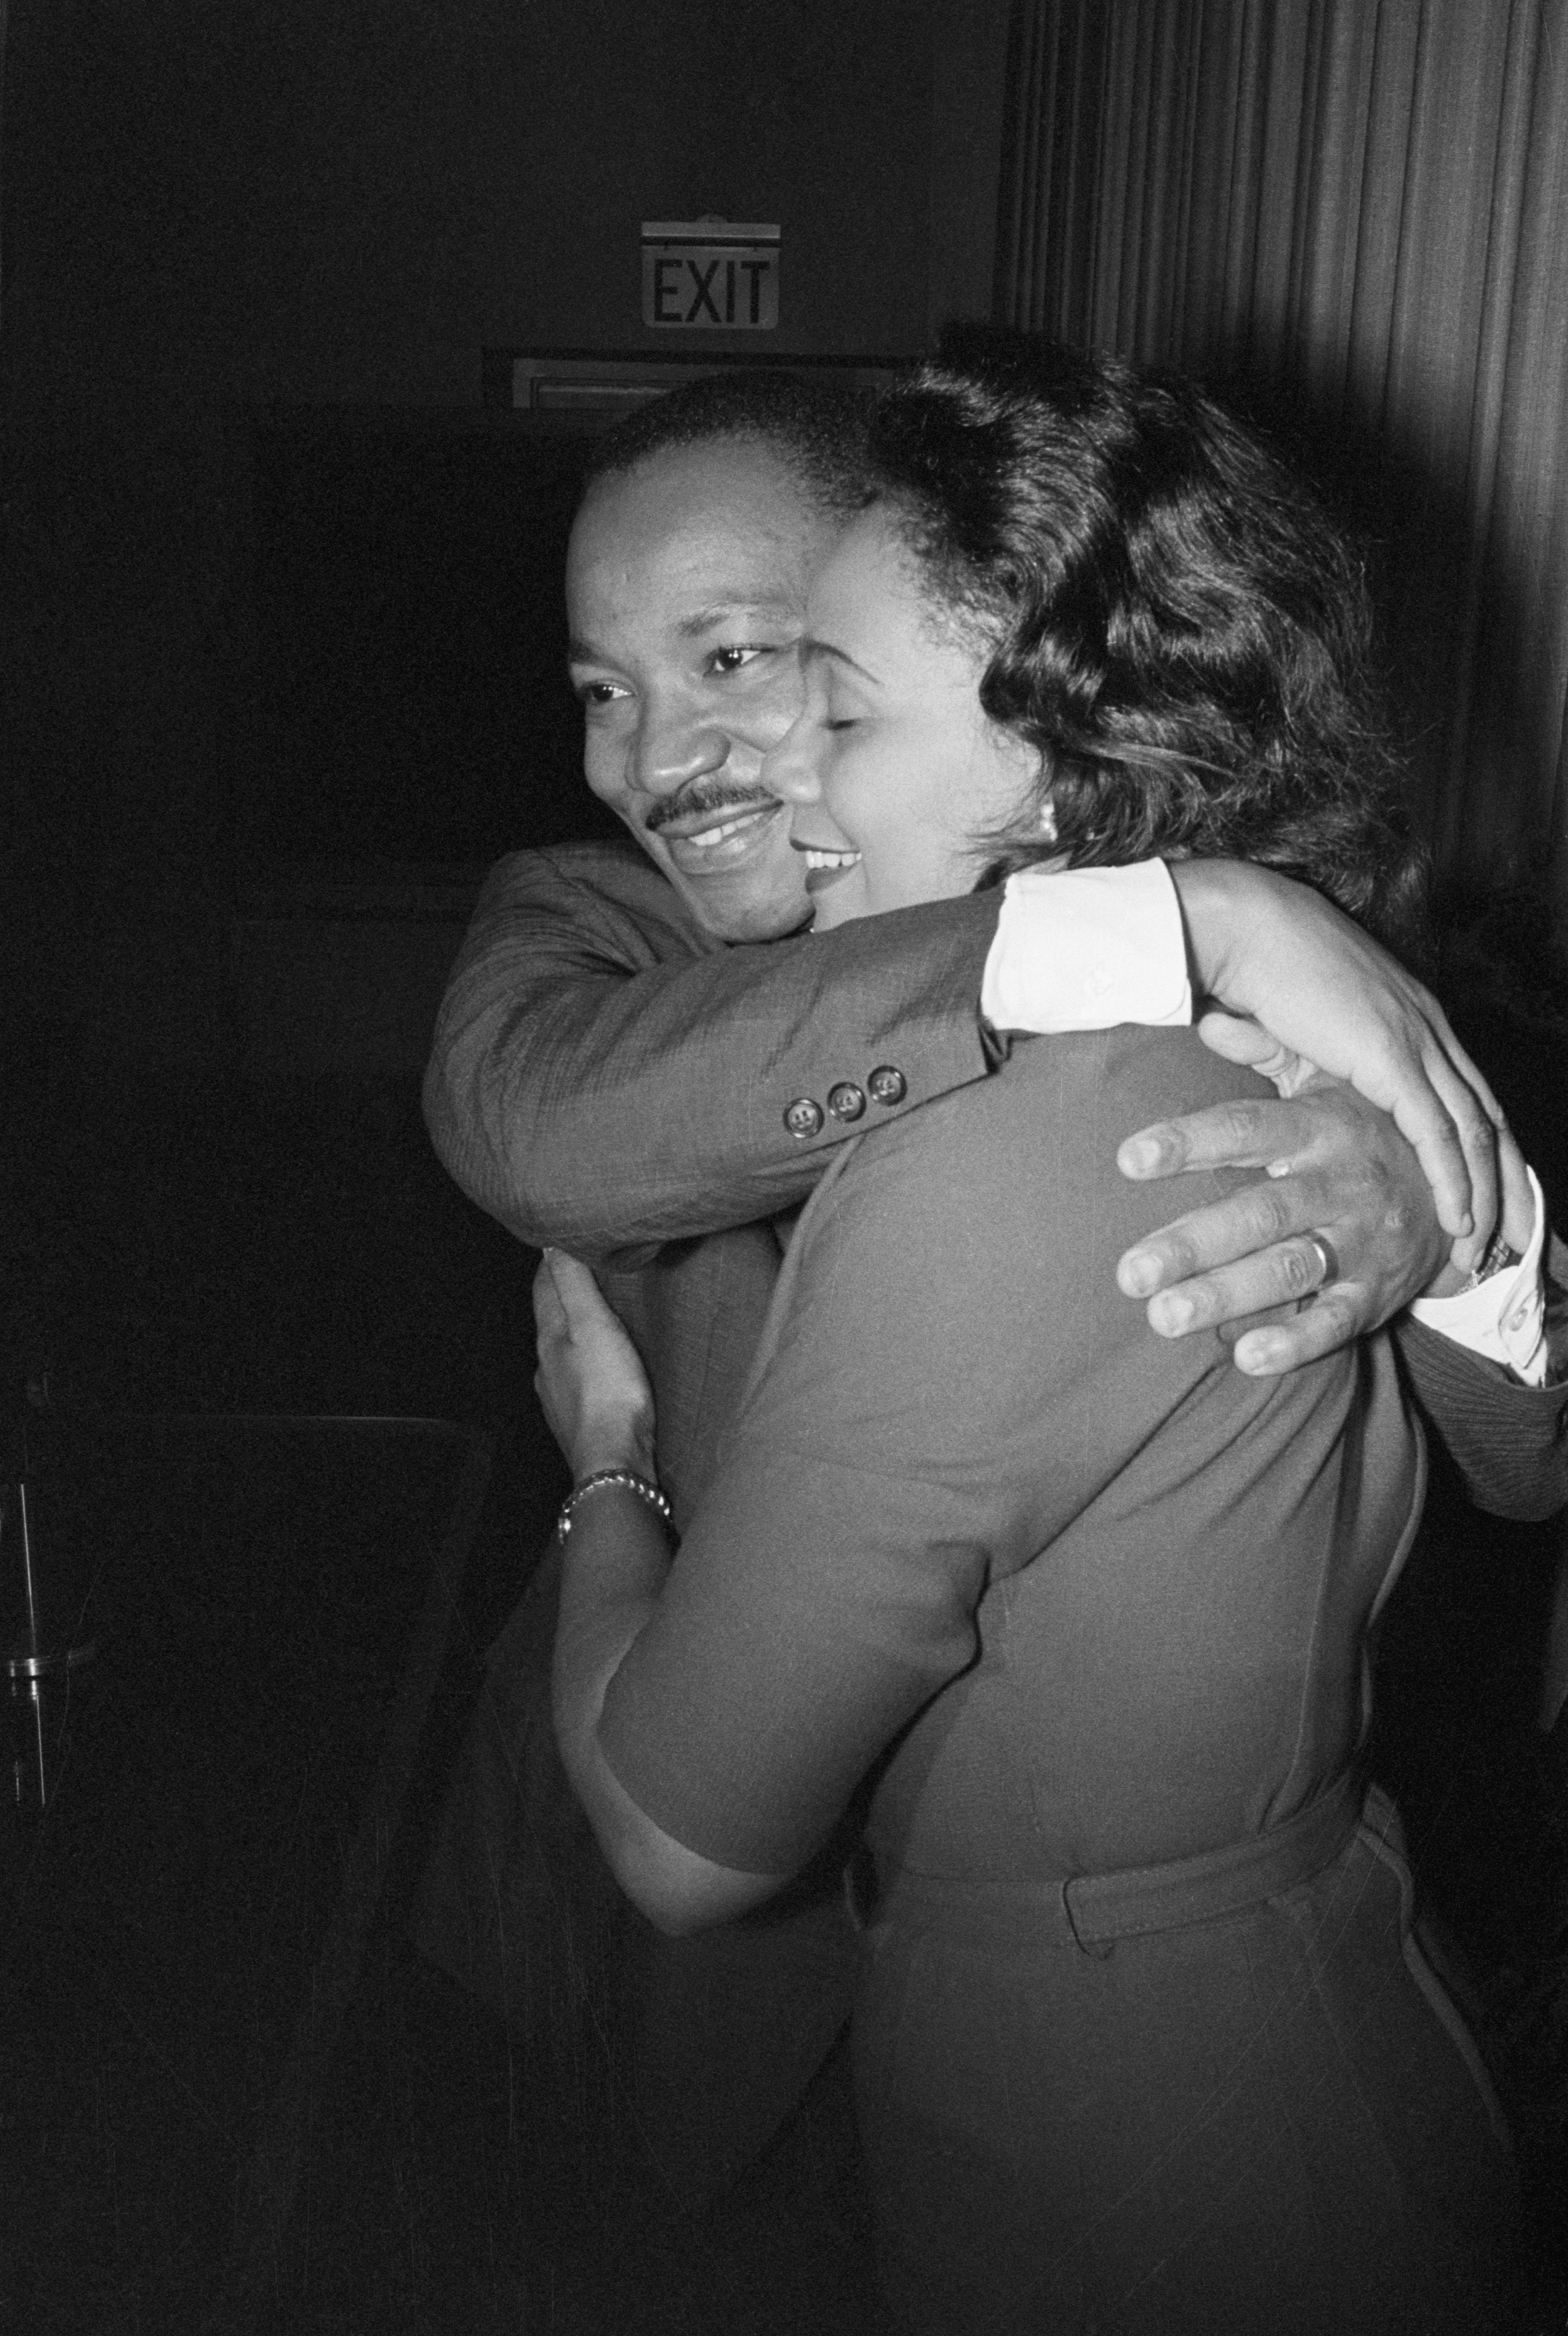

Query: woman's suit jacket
[595,1022,1555,2331]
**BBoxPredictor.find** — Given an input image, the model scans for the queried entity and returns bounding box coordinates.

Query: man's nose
[633,706,729,797]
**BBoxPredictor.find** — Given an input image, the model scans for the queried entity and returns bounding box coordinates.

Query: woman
[536,344,1534,2331]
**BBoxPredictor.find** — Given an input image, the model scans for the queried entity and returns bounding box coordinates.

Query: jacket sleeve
[1393,1312,1568,1523]
[422,842,999,1263]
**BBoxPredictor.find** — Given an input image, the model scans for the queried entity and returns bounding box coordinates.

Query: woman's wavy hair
[865,329,1426,952]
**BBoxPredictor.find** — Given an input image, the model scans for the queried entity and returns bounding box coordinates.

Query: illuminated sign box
[484,352,908,420]
[641,220,780,330]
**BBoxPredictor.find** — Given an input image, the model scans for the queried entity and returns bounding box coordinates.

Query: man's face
[566,438,842,941]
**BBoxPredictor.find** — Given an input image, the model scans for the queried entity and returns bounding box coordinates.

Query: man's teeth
[685,813,762,849]
[803,848,861,870]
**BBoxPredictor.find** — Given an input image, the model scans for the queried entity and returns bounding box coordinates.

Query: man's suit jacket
[415,842,1008,2201]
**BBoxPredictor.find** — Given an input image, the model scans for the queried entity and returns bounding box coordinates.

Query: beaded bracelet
[556,1467,673,1542]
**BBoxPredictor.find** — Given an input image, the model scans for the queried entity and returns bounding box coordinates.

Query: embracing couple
[422,336,1567,2333]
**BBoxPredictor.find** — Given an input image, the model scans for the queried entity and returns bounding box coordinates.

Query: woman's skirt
[853,1785,1518,2335]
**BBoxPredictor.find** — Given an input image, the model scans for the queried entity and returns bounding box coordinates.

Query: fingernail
[1119,1137,1161,1178]
[1151,1294,1194,1334]
[1122,1252,1160,1297]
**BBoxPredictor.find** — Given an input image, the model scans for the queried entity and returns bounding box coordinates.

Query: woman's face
[763,507,1039,931]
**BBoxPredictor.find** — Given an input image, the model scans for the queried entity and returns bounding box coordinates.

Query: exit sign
[641,220,779,330]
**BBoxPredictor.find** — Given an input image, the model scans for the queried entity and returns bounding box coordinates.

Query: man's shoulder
[473,836,720,959]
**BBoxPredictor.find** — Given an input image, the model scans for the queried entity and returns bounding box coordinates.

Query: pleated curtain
[992,0,1568,922]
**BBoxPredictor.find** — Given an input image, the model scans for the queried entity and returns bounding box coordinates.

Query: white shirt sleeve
[979,862,1193,1035]
[1408,1166,1549,1386]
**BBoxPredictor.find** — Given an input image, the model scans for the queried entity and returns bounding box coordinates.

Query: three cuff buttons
[784,1064,907,1139]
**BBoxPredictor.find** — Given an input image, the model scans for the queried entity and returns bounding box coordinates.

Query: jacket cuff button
[784,1097,824,1139]
[867,1065,907,1107]
[826,1082,867,1122]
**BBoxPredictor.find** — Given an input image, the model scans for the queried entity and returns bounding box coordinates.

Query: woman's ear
[1019,739,1056,846]
[973,744,1061,884]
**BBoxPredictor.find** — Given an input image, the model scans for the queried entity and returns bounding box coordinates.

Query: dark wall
[0,0,1007,1412]
[1,0,969,1033]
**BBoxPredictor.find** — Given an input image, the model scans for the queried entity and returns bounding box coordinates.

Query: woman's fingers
[1187,1009,1316,1094]
[1395,1026,1499,1263]
[538,1245,612,1326]
[1498,1124,1536,1252]
[532,1251,567,1339]
[532,1250,659,1479]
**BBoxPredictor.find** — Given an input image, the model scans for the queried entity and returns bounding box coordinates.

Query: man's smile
[653,799,786,874]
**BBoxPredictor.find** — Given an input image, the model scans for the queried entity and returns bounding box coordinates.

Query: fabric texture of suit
[414,838,1568,2227]
[414,840,1001,2199]
[598,1025,1565,2331]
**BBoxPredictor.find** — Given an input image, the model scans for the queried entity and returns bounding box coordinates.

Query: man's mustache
[644,781,779,836]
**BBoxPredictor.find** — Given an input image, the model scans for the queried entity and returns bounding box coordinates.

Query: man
[416,369,1563,2214]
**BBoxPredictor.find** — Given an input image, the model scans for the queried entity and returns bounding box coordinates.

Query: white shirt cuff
[1408,1166,1549,1386]
[980,862,1193,1035]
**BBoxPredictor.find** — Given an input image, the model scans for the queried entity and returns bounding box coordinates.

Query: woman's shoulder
[836,1024,1269,1234]
[996,1021,1274,1126]
[748,1023,1334,1541]
[775,1025,1270,1357]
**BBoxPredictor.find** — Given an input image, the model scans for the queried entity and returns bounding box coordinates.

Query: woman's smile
[762,508,1039,930]
[788,832,864,897]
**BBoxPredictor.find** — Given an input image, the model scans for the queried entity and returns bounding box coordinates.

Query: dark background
[0,10,1001,2328]
[1,4,1564,2329]
[0,0,1006,1418]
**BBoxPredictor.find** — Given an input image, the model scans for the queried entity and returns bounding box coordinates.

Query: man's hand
[1167,862,1502,1250]
[1116,1083,1451,1375]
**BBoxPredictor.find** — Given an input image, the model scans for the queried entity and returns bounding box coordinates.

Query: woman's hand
[1417,1122,1538,1299]
[533,1248,657,1482]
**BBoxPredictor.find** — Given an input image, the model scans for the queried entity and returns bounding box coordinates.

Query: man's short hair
[580,368,872,519]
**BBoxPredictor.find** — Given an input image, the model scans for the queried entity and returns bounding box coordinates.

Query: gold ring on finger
[1304,1232,1340,1290]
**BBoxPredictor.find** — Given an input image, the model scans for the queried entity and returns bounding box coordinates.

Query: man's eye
[708,645,770,676]
[576,680,628,707]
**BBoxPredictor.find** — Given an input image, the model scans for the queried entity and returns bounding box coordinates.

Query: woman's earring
[1037,797,1058,846]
